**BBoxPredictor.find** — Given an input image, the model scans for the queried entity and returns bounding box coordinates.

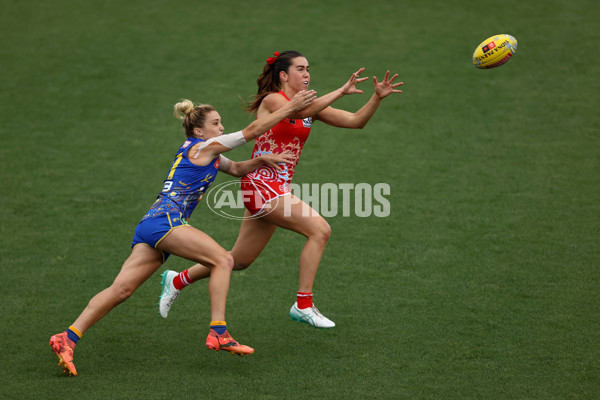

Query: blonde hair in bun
[173,100,216,138]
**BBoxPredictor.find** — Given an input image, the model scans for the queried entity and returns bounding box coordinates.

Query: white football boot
[289,302,335,329]
[159,270,180,318]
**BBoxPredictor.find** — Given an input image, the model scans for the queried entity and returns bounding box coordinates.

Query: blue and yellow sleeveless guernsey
[132,137,220,259]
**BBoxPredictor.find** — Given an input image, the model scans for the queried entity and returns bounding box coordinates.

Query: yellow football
[472,34,518,69]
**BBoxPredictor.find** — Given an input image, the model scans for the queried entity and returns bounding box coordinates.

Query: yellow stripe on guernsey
[167,153,183,180]
[68,325,82,338]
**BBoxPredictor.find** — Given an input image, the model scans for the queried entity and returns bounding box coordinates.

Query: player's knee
[230,249,255,271]
[233,260,253,271]
[312,220,331,245]
[214,252,234,272]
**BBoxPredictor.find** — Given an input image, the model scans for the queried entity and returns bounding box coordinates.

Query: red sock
[173,269,194,290]
[297,292,313,309]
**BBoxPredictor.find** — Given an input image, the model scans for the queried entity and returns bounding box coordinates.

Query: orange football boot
[49,332,77,376]
[206,330,254,356]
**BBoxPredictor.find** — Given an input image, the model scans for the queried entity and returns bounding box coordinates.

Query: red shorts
[241,176,291,215]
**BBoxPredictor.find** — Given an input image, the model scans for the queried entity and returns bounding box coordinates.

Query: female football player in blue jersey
[48,89,319,376]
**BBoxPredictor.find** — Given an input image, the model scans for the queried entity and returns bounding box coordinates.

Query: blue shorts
[132,212,189,262]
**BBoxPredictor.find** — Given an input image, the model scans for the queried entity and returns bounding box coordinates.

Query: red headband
[266,51,280,65]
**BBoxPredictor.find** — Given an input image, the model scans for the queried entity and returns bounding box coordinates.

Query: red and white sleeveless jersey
[245,91,313,190]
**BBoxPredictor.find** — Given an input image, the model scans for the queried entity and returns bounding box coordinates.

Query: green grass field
[1,0,599,398]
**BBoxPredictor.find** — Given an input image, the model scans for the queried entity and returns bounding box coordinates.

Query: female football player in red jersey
[48,89,318,376]
[159,50,403,328]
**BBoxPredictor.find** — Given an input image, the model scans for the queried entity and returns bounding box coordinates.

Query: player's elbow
[348,115,368,129]
[353,119,368,129]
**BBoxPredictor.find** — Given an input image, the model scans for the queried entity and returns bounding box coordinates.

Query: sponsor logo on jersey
[288,117,312,128]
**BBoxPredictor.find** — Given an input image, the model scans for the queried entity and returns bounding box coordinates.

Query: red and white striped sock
[173,269,194,290]
[297,292,313,309]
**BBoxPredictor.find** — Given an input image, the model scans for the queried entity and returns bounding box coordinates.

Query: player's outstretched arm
[218,151,296,178]
[193,90,316,164]
[241,90,316,141]
[285,68,369,119]
[315,70,403,129]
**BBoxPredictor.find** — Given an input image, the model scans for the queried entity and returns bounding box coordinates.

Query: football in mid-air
[472,34,518,69]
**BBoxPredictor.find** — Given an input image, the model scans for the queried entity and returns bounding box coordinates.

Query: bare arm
[218,152,296,177]
[314,94,381,129]
[241,90,317,141]
[315,71,403,129]
[259,68,369,120]
[191,90,316,166]
[291,68,369,119]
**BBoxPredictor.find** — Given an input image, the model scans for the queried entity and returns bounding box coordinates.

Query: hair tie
[266,51,280,65]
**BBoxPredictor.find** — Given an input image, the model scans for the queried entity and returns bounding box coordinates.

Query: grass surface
[1,0,599,398]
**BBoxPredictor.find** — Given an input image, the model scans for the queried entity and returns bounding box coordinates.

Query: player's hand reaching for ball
[340,68,369,95]
[374,71,403,99]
